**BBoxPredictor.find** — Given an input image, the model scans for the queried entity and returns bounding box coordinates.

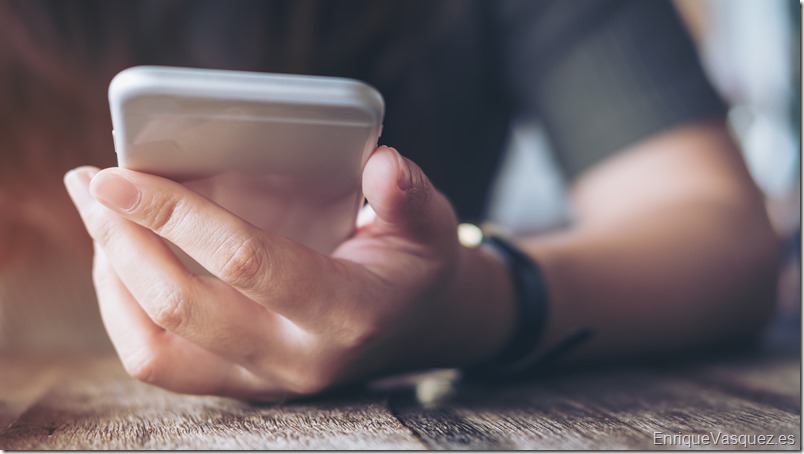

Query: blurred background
[0,0,800,353]
[487,0,800,314]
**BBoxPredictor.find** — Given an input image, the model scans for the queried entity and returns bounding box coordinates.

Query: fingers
[80,166,343,323]
[361,146,457,245]
[61,144,454,399]
[92,245,280,398]
[65,167,305,363]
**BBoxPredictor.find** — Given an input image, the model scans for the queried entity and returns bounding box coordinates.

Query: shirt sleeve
[494,0,728,180]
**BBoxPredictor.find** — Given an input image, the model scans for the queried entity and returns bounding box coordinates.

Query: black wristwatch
[457,223,593,382]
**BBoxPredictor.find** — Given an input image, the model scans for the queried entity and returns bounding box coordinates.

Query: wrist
[436,241,518,368]
[462,229,595,381]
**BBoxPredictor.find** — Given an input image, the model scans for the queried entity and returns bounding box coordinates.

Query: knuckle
[122,345,164,385]
[217,234,270,289]
[146,194,183,235]
[150,283,192,331]
[332,306,383,351]
[339,319,380,352]
[285,366,335,396]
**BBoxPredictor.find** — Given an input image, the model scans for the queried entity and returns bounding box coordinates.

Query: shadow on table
[286,308,800,411]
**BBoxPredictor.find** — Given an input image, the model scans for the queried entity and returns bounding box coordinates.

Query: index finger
[87,167,347,323]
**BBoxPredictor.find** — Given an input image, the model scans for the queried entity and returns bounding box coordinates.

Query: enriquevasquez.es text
[654,431,796,448]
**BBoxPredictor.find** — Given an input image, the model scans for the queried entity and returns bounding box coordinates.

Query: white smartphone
[109,66,384,255]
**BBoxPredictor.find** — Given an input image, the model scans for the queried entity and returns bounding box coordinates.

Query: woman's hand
[64,146,516,400]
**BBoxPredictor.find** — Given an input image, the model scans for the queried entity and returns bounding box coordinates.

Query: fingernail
[90,172,141,212]
[64,167,98,212]
[392,148,413,191]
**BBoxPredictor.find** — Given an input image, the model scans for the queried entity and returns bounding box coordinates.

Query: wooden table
[1,314,799,450]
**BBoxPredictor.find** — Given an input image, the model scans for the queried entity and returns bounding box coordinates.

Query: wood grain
[544,367,800,450]
[683,356,801,415]
[1,325,799,450]
[389,355,801,450]
[390,379,652,450]
[0,356,425,450]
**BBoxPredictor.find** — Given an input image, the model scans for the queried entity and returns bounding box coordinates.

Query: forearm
[519,123,780,361]
[520,197,779,362]
[448,123,780,368]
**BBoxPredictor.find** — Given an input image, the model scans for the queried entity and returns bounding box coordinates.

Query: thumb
[362,146,456,242]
